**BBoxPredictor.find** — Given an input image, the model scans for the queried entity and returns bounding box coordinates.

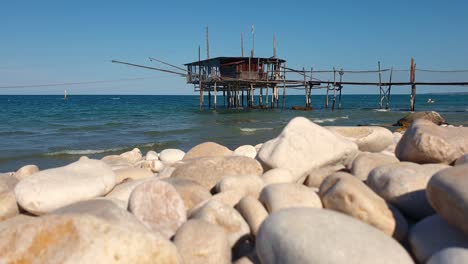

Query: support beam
[410,58,417,111]
[214,82,217,110]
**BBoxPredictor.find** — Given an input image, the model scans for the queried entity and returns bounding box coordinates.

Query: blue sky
[1,0,467,95]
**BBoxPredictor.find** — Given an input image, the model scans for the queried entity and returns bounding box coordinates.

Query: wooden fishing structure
[112,26,468,112]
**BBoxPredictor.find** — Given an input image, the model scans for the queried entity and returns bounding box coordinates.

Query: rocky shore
[1,112,467,263]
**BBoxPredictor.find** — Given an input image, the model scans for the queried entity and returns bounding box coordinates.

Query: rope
[0,77,162,89]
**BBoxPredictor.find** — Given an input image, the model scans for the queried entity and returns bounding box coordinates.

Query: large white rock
[427,164,468,236]
[0,172,18,192]
[174,219,231,264]
[145,150,159,161]
[256,208,414,264]
[395,119,468,164]
[367,162,449,220]
[129,180,186,238]
[235,196,269,237]
[259,183,322,213]
[0,213,181,263]
[101,155,133,170]
[327,126,393,152]
[0,191,18,221]
[190,200,250,247]
[114,167,154,183]
[105,178,153,208]
[183,142,232,160]
[409,215,468,263]
[215,174,264,198]
[261,168,295,185]
[234,145,257,159]
[257,117,358,181]
[164,178,212,211]
[159,149,186,164]
[14,159,116,215]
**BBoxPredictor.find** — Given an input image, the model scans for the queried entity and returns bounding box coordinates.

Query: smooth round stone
[254,143,263,152]
[149,159,165,172]
[207,189,246,208]
[190,200,250,247]
[183,142,232,160]
[396,111,446,127]
[319,172,404,239]
[235,196,269,237]
[455,154,468,166]
[120,148,143,164]
[164,178,212,211]
[257,117,358,181]
[174,219,231,264]
[409,215,468,263]
[14,164,39,181]
[395,119,468,164]
[101,155,133,170]
[114,167,154,183]
[327,126,393,152]
[51,199,148,230]
[350,152,399,181]
[0,214,181,264]
[261,168,294,185]
[427,164,468,236]
[256,208,414,264]
[105,178,154,208]
[145,150,159,161]
[368,162,449,220]
[129,180,186,239]
[160,149,186,164]
[0,191,19,221]
[304,164,344,188]
[427,247,468,264]
[171,156,263,190]
[14,159,116,215]
[215,174,264,198]
[259,183,322,213]
[234,145,257,159]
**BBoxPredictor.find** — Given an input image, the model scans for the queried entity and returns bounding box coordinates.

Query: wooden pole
[325,83,329,108]
[198,45,203,111]
[242,89,244,107]
[387,67,392,109]
[214,82,217,110]
[208,89,211,109]
[282,62,286,110]
[332,68,337,111]
[206,26,210,59]
[410,58,416,111]
[378,61,383,109]
[303,67,307,108]
[339,69,343,109]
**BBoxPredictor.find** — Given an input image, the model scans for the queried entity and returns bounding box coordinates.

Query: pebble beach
[1,111,468,263]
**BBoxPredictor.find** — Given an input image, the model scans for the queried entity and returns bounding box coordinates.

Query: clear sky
[1,0,468,95]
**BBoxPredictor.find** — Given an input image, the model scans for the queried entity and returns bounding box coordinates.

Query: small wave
[0,131,35,136]
[240,127,274,133]
[46,148,125,156]
[313,116,349,124]
[111,97,120,100]
[373,109,390,112]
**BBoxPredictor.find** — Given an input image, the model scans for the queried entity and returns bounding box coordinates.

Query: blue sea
[1,94,467,172]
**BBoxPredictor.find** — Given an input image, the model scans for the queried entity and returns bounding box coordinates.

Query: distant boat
[426,98,435,103]
[64,89,68,100]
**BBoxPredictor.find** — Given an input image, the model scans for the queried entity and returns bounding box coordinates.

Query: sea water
[1,94,467,171]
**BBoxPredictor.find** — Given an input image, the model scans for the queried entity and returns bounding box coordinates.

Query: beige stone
[171,156,263,190]
[396,111,446,127]
[120,147,143,164]
[409,215,468,263]
[0,191,18,221]
[0,214,35,232]
[190,200,250,247]
[327,126,393,152]
[234,145,257,159]
[14,159,116,215]
[0,214,181,264]
[256,208,414,264]
[129,180,186,239]
[114,167,154,183]
[350,152,399,181]
[259,183,322,213]
[101,155,133,170]
[427,164,468,236]
[14,164,39,181]
[105,178,154,208]
[395,119,468,164]
[235,196,269,236]
[145,150,159,161]
[0,172,18,192]
[158,166,176,179]
[319,172,404,239]
[215,174,264,198]
[368,162,449,220]
[183,142,232,160]
[164,178,212,211]
[174,219,231,264]
[261,168,294,185]
[160,149,186,164]
[257,117,358,181]
[304,164,345,188]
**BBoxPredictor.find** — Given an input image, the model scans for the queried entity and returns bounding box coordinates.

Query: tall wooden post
[198,45,203,111]
[410,58,416,111]
[214,82,217,110]
[387,67,393,109]
[378,61,383,109]
[208,89,211,109]
[332,68,337,111]
[325,83,329,108]
[338,69,343,109]
[282,63,286,110]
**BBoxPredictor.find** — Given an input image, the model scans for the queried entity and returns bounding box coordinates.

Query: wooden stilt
[332,68,337,111]
[386,67,393,109]
[242,90,244,107]
[214,82,217,110]
[303,67,307,108]
[259,88,263,107]
[282,63,286,110]
[208,89,211,109]
[410,58,416,111]
[325,83,330,108]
